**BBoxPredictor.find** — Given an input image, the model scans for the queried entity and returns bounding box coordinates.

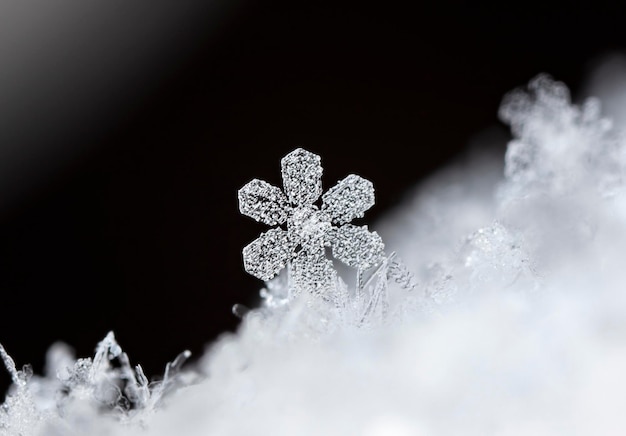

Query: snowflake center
[288,206,331,251]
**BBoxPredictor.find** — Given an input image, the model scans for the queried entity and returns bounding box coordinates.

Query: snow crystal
[1,332,193,436]
[239,147,385,295]
[6,62,626,436]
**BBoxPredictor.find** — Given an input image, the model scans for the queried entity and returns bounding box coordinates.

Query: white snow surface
[4,68,626,435]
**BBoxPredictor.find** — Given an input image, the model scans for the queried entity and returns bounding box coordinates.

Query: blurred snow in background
[5,60,626,435]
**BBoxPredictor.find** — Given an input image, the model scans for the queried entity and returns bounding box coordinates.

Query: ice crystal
[0,332,194,435]
[498,74,623,199]
[8,67,626,436]
[239,148,385,295]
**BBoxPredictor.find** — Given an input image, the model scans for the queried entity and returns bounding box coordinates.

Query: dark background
[0,0,623,394]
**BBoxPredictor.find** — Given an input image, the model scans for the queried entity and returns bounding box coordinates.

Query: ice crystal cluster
[0,332,193,435]
[5,65,626,435]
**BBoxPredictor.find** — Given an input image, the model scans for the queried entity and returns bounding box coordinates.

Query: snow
[4,69,626,435]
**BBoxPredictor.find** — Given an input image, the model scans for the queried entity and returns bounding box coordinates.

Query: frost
[1,332,194,435]
[239,148,386,295]
[7,65,626,435]
[0,344,41,435]
[321,174,376,224]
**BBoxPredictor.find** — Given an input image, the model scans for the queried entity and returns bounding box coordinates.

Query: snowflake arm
[281,148,323,206]
[242,228,294,281]
[321,174,375,224]
[238,179,290,226]
[330,224,385,270]
[290,251,337,296]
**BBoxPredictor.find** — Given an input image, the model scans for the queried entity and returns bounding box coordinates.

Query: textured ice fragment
[322,174,375,224]
[0,343,20,386]
[330,224,384,270]
[243,228,293,281]
[281,148,323,206]
[459,222,534,292]
[386,252,417,290]
[238,179,290,225]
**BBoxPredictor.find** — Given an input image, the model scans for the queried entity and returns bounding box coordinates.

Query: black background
[0,0,624,394]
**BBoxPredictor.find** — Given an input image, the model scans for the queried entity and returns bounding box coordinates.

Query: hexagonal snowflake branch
[242,228,293,281]
[239,179,290,226]
[281,148,323,206]
[322,174,375,224]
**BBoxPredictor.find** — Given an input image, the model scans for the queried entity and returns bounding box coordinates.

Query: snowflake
[239,148,385,294]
